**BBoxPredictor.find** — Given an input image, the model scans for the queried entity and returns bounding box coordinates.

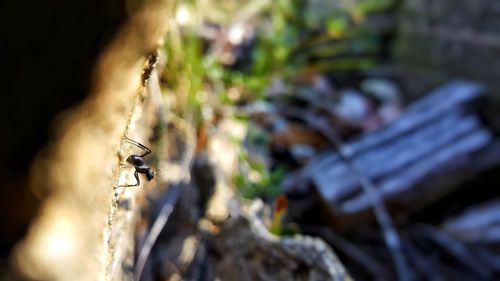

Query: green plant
[160,0,396,201]
[218,0,395,101]
[233,150,287,200]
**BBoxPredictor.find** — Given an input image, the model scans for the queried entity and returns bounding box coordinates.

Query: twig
[417,225,493,279]
[305,114,414,281]
[300,224,387,278]
[133,182,185,281]
[134,63,197,281]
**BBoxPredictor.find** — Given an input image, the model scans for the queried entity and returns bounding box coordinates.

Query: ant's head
[145,169,155,181]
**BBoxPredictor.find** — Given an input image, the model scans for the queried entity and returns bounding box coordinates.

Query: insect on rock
[118,136,155,187]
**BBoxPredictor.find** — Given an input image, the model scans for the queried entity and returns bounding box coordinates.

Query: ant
[118,136,155,187]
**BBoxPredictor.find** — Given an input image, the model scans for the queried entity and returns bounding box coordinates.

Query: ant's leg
[117,170,141,187]
[123,135,151,157]
[132,170,140,186]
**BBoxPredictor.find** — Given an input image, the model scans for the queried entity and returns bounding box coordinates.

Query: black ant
[118,136,155,187]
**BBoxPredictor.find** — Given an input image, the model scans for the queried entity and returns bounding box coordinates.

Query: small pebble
[361,78,401,103]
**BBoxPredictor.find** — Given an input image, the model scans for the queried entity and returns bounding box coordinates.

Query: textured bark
[9,1,172,280]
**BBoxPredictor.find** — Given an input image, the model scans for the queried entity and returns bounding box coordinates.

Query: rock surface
[210,201,352,281]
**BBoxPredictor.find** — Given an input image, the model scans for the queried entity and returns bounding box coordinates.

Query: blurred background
[2,0,500,280]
